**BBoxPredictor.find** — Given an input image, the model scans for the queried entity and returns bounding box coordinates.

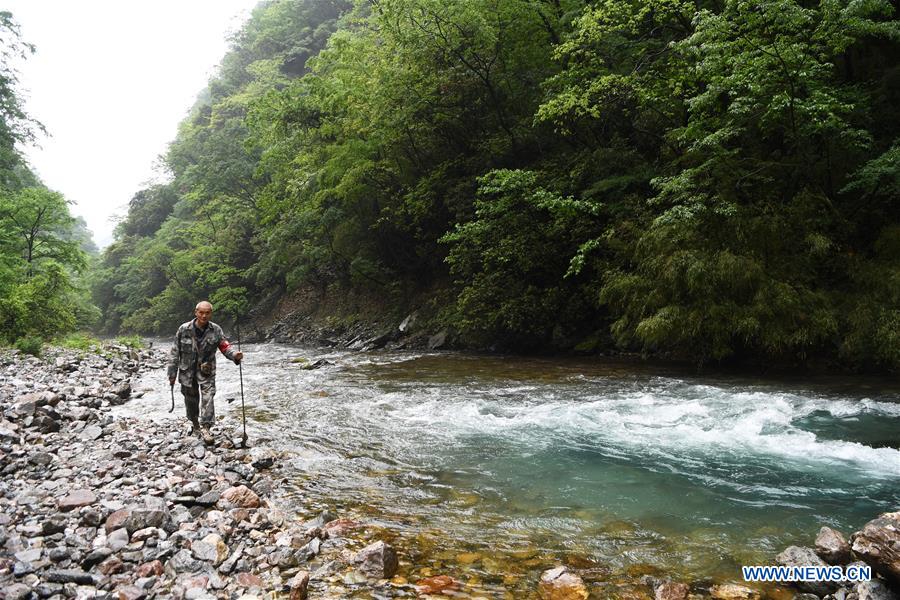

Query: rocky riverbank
[2,343,898,600]
[0,345,405,599]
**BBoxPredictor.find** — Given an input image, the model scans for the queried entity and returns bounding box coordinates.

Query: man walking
[167,301,243,444]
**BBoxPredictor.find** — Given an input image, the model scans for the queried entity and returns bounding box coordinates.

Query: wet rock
[817,527,852,565]
[250,450,275,470]
[851,511,900,584]
[58,488,96,511]
[323,518,359,538]
[351,540,398,579]
[856,580,897,600]
[417,575,460,595]
[236,572,264,588]
[427,330,448,350]
[301,358,333,370]
[538,566,589,600]
[710,584,760,600]
[304,509,337,530]
[221,485,260,509]
[777,546,838,596]
[655,581,690,600]
[287,571,310,600]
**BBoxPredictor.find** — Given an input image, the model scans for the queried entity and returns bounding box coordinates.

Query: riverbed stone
[856,580,897,600]
[655,581,690,600]
[221,485,260,509]
[45,568,95,584]
[710,584,760,600]
[192,533,228,565]
[108,527,130,550]
[116,584,147,600]
[538,566,589,600]
[58,488,96,511]
[851,511,900,584]
[816,527,852,565]
[776,546,838,596]
[287,570,310,600]
[105,508,132,532]
[417,575,460,595]
[351,540,398,579]
[4,583,31,600]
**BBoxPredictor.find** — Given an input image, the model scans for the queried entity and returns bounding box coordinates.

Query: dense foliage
[0,12,97,352]
[94,0,899,371]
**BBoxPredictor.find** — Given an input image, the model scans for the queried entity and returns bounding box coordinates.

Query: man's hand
[169,376,176,386]
[234,351,244,364]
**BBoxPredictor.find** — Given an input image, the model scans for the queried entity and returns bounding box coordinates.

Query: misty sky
[6,1,259,248]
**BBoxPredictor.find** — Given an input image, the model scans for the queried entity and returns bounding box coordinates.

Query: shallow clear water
[124,343,900,595]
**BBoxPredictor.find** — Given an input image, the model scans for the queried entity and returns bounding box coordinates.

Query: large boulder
[816,527,851,565]
[776,546,839,596]
[856,580,897,600]
[851,512,900,584]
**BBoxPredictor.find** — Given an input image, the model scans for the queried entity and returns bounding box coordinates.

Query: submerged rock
[538,566,589,600]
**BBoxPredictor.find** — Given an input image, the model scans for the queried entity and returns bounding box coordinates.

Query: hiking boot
[189,419,200,436]
[199,426,214,445]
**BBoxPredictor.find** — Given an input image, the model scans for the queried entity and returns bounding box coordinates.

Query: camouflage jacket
[167,320,238,387]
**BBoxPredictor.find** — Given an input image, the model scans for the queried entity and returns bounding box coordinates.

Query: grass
[57,332,102,352]
[116,335,144,349]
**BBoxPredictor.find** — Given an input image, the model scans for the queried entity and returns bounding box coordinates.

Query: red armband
[219,339,232,354]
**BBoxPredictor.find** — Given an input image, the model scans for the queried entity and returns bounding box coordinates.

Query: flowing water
[122,343,900,597]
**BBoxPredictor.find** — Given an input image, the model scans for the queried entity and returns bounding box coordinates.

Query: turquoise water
[129,345,900,594]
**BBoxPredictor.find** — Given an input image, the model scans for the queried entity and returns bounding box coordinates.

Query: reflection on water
[120,344,900,597]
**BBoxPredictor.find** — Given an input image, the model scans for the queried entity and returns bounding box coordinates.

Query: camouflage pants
[181,376,216,426]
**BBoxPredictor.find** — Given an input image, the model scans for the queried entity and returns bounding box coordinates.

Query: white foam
[355,380,900,480]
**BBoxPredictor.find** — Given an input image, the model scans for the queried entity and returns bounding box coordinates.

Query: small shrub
[15,336,43,357]
[116,335,143,349]
[58,332,101,351]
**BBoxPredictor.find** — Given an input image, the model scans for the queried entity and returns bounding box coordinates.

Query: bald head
[195,301,213,312]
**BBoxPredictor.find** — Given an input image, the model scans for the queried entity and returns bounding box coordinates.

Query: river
[118,342,900,597]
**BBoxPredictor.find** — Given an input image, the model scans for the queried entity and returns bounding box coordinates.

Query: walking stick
[169,382,175,413]
[237,323,248,448]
